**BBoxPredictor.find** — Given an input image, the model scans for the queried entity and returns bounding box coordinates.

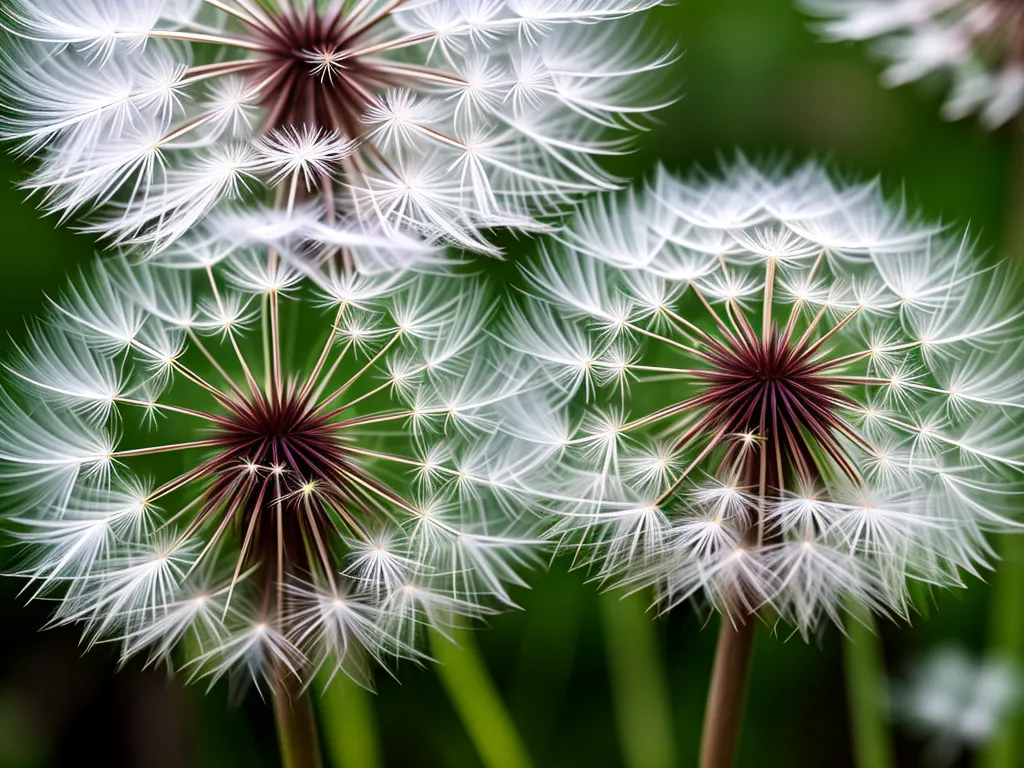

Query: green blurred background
[0,0,1015,766]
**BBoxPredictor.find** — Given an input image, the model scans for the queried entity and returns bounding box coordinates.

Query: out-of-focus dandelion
[800,0,1024,128]
[507,158,1024,766]
[0,0,674,255]
[892,646,1021,767]
[0,251,538,766]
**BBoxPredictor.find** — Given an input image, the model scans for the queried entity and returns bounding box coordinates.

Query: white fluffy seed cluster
[508,159,1024,633]
[801,0,1024,128]
[893,647,1021,753]
[0,0,673,256]
[0,252,539,688]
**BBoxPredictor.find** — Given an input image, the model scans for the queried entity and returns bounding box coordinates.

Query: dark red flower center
[690,323,860,489]
[250,7,392,136]
[188,388,394,591]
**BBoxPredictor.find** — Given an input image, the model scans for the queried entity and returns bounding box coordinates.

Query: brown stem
[699,616,756,768]
[273,671,324,768]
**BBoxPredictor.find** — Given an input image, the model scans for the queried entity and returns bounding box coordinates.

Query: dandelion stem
[429,624,535,768]
[262,292,272,396]
[270,285,283,398]
[348,0,412,38]
[274,673,324,768]
[690,280,739,344]
[341,32,438,61]
[203,266,262,398]
[113,397,226,424]
[625,322,713,361]
[842,616,895,768]
[366,63,468,87]
[762,256,776,337]
[232,0,282,33]
[699,616,755,768]
[299,302,347,402]
[187,328,251,402]
[112,439,223,458]
[201,0,261,27]
[324,376,402,417]
[316,330,404,414]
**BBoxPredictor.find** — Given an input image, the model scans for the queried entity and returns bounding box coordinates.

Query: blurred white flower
[801,0,1024,128]
[0,251,539,690]
[509,157,1024,634]
[1,0,674,255]
[893,646,1021,766]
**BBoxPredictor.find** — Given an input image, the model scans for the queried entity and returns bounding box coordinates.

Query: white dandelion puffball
[893,646,1021,759]
[801,0,1024,128]
[0,252,538,689]
[507,159,1024,634]
[0,0,674,255]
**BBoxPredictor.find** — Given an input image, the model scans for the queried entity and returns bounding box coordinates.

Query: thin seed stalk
[316,670,383,768]
[981,534,1024,768]
[274,671,324,768]
[699,616,756,768]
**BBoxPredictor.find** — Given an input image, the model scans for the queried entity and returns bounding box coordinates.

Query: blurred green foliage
[0,0,1015,766]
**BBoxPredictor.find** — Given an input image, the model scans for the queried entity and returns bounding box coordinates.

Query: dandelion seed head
[511,158,1024,634]
[801,0,1024,127]
[2,0,674,255]
[893,647,1022,758]
[0,252,537,690]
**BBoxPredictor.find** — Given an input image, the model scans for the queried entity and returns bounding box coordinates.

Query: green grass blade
[983,122,1024,768]
[429,625,534,768]
[316,672,383,768]
[598,592,677,768]
[843,617,895,768]
[981,535,1024,768]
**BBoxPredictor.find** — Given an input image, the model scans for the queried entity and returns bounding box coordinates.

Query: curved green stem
[316,672,383,768]
[598,591,677,768]
[843,617,895,768]
[981,535,1024,768]
[429,625,534,768]
[980,116,1024,768]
